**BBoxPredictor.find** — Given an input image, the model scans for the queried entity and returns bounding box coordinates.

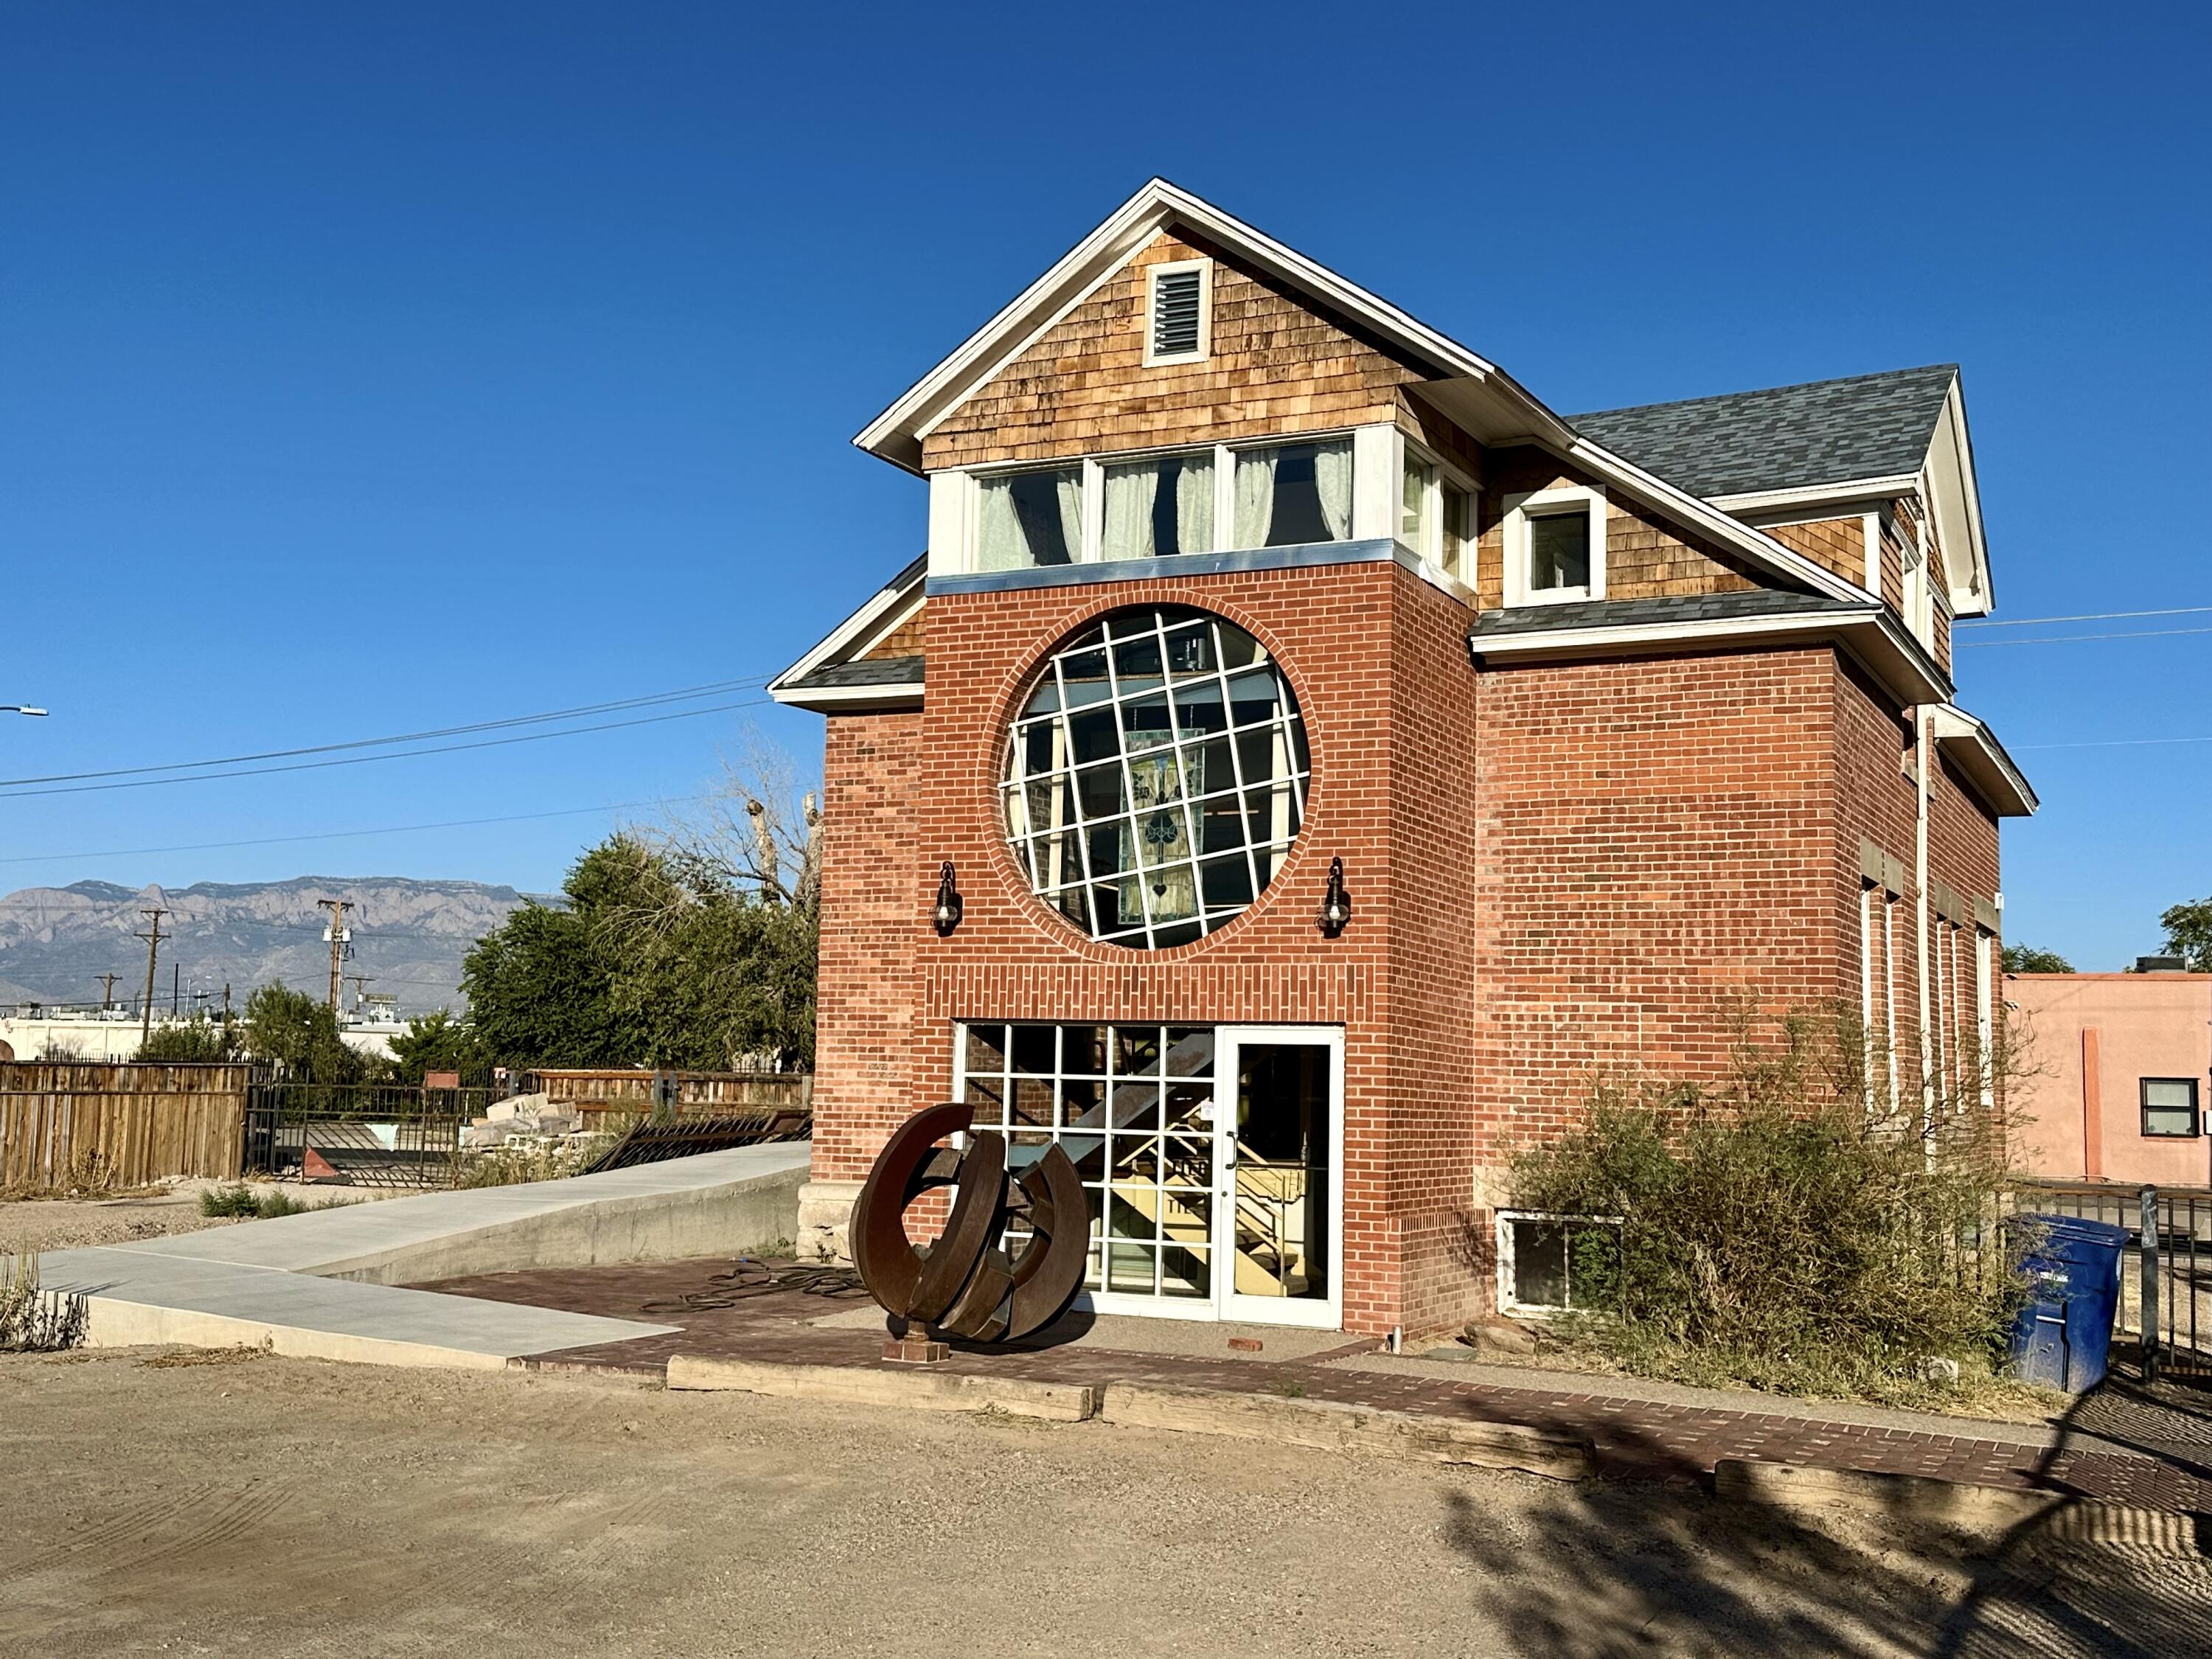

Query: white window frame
[1142,259,1211,368]
[1495,1208,1622,1316]
[1975,925,1995,1110]
[1394,431,1478,592]
[1503,484,1607,608]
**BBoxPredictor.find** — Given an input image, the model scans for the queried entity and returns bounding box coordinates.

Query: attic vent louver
[1150,265,1205,361]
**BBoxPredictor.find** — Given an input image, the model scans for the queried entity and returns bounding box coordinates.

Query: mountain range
[0,877,538,1017]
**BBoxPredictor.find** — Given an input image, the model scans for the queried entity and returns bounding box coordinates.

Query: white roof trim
[1927,703,2037,816]
[767,560,925,696]
[1711,475,1921,513]
[767,678,922,713]
[1929,376,1994,617]
[854,178,1505,473]
[1468,605,1948,706]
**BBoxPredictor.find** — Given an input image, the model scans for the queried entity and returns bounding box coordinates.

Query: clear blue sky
[2,2,2205,970]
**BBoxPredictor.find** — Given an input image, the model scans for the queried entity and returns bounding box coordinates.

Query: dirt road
[1,1349,2204,1657]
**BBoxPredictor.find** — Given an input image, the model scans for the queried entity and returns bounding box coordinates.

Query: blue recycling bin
[2006,1214,2129,1392]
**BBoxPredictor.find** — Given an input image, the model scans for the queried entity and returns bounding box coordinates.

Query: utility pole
[170,962,180,1018]
[344,974,375,1021]
[96,973,120,1012]
[317,898,354,1012]
[134,908,169,1046]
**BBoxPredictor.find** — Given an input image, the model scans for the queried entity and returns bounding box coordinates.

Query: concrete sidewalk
[35,1143,810,1368]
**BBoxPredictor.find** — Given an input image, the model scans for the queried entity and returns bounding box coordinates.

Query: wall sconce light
[933,860,964,936]
[1317,856,1351,938]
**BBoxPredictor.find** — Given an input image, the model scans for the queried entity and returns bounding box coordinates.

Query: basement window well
[1495,1211,1621,1314]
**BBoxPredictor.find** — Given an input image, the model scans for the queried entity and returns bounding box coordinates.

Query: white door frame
[1212,1024,1346,1329]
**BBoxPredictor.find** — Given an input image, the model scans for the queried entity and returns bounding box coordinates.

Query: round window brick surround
[999,605,1312,950]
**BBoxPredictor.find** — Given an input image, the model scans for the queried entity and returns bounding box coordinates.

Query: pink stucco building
[2010,971,2212,1189]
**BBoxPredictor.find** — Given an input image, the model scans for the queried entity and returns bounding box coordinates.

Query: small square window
[1528,508,1591,594]
[2143,1078,2201,1138]
[1496,1210,1620,1313]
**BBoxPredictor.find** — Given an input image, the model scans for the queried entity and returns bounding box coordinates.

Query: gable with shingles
[920,232,1431,471]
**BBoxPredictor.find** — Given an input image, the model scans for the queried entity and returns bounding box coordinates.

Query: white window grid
[1495,1209,1623,1315]
[1001,607,1310,949]
[956,1021,1218,1300]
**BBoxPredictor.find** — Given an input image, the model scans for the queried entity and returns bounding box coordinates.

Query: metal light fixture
[1317,856,1351,938]
[933,860,964,936]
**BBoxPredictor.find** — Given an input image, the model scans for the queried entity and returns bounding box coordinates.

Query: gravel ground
[0,1183,365,1254]
[2,1349,2206,1657]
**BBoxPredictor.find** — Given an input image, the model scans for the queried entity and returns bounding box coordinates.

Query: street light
[1,706,47,717]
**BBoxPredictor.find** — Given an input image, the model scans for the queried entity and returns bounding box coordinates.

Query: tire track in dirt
[88,1481,295,1579]
[9,1481,225,1574]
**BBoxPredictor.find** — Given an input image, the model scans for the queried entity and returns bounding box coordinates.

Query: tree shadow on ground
[1444,1418,2212,1658]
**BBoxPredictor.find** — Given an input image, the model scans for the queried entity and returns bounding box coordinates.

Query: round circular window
[1001,605,1311,949]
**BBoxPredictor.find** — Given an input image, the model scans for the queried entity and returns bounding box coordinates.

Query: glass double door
[1208,1026,1343,1328]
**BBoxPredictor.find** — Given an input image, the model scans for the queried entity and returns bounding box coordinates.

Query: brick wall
[810,712,928,1184]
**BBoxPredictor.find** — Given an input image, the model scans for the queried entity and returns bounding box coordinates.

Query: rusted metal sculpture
[851,1102,1087,1348]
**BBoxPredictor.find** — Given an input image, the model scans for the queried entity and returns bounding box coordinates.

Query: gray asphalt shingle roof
[783,655,923,692]
[1568,365,1958,500]
[1469,589,1868,639]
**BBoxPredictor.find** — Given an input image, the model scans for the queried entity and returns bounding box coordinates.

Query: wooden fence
[0,1061,254,1188]
[529,1068,813,1124]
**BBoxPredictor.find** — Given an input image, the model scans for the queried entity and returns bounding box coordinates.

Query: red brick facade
[790,192,2011,1338]
[806,590,2006,1337]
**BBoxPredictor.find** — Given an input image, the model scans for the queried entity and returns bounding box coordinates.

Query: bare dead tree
[636,731,822,914]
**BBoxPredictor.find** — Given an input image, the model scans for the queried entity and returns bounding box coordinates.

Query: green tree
[461,821,817,1072]
[241,984,364,1082]
[2159,897,2212,973]
[134,1022,240,1062]
[387,1010,495,1088]
[2000,943,2073,974]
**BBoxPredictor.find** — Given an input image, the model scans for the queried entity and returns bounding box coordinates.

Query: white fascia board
[852,178,1505,474]
[766,680,923,714]
[1709,475,1922,514]
[1469,607,1949,706]
[767,563,925,695]
[1927,703,2037,816]
[1932,378,1994,617]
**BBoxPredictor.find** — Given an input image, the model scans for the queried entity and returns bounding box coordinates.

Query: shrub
[1509,1009,2027,1402]
[198,1183,337,1220]
[0,1253,87,1351]
[135,1022,240,1062]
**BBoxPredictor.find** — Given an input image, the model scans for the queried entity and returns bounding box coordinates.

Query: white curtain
[1055,471,1082,564]
[977,477,1026,571]
[1102,465,1159,560]
[1175,456,1214,554]
[1233,448,1276,549]
[1315,441,1353,541]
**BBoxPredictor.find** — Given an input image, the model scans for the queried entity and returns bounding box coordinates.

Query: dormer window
[1503,484,1607,607]
[1144,261,1210,366]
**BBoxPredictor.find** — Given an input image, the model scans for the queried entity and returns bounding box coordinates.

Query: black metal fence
[2018,1180,2212,1382]
[243,1082,487,1189]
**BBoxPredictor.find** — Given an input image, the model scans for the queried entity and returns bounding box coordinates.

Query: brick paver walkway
[414,1256,2212,1515]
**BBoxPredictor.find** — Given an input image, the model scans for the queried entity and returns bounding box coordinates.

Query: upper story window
[978,465,1082,571]
[1234,439,1352,547]
[1399,442,1474,585]
[2143,1078,2201,1138]
[1144,261,1211,366]
[961,436,1354,572]
[1103,451,1214,559]
[1503,484,1606,607]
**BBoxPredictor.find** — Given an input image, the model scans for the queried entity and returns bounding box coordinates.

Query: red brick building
[771,180,2037,1338]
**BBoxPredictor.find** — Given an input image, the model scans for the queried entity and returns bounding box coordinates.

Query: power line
[0,697,772,801]
[0,674,772,788]
[1956,626,2212,649]
[0,795,712,866]
[2016,734,2212,751]
[1957,604,2212,630]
